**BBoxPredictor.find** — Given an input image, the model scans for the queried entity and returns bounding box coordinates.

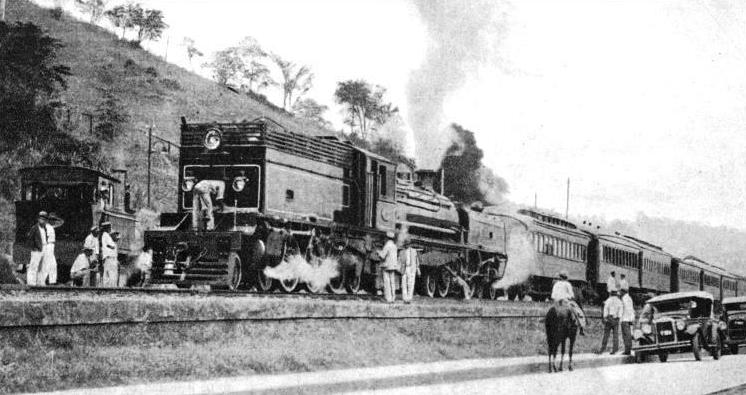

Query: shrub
[50,7,64,20]
[144,66,158,78]
[160,78,180,91]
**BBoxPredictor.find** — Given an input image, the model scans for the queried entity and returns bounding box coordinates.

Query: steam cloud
[492,225,537,291]
[407,0,500,169]
[264,254,339,290]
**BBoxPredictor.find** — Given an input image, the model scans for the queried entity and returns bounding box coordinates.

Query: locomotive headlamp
[642,323,652,335]
[719,321,727,330]
[675,320,686,331]
[203,129,222,150]
[633,329,643,339]
[181,176,195,192]
[232,176,247,192]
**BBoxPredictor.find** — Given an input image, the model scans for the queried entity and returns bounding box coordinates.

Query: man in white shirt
[379,231,399,303]
[39,215,57,285]
[619,273,629,293]
[599,290,623,354]
[606,271,618,297]
[399,238,419,304]
[620,288,635,355]
[550,270,587,335]
[70,248,94,286]
[100,222,118,287]
[192,179,226,231]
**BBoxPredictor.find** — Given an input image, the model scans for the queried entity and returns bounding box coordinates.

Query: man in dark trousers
[599,289,623,354]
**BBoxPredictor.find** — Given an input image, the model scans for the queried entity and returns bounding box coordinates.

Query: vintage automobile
[633,291,725,362]
[721,296,746,355]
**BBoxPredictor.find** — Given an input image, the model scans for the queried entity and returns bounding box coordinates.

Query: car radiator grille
[730,319,746,340]
[656,321,675,343]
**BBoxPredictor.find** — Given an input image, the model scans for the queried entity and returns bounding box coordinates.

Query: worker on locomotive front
[550,270,587,335]
[100,222,119,287]
[191,175,226,231]
[380,231,399,303]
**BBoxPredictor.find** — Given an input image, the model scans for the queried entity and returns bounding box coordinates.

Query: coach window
[342,184,350,207]
[379,165,388,198]
[286,189,295,202]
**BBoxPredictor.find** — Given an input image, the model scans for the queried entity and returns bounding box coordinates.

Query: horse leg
[559,339,565,371]
[568,332,576,371]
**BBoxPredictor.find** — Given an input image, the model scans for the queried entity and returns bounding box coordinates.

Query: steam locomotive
[144,117,521,296]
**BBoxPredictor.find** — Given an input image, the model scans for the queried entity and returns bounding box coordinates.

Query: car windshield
[725,302,746,312]
[643,297,712,320]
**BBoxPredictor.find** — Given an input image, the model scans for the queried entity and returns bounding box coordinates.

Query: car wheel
[658,353,668,363]
[635,352,645,364]
[692,334,703,361]
[730,344,739,355]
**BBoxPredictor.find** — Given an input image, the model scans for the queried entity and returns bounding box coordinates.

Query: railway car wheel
[346,272,361,294]
[436,269,451,298]
[488,283,499,300]
[424,271,437,298]
[255,269,273,293]
[279,277,300,293]
[328,266,347,294]
[225,253,242,291]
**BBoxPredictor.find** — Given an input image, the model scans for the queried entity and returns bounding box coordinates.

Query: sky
[39,0,746,230]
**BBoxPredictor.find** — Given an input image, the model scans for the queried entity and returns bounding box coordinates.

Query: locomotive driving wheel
[276,243,300,293]
[487,267,500,300]
[255,268,273,293]
[424,270,437,298]
[225,253,242,291]
[328,264,347,294]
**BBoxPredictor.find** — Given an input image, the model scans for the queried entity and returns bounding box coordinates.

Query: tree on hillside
[270,54,313,110]
[292,98,331,129]
[132,7,167,44]
[105,5,135,39]
[182,37,203,70]
[204,48,243,86]
[237,37,272,93]
[75,0,107,23]
[334,80,398,140]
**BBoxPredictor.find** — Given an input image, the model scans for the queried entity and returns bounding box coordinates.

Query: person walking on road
[25,211,49,285]
[100,222,118,287]
[399,238,420,304]
[599,290,623,354]
[550,270,587,335]
[620,288,635,355]
[379,231,399,303]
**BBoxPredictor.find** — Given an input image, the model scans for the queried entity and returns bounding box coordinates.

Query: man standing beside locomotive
[100,222,118,287]
[399,238,420,304]
[379,231,399,303]
[38,212,58,286]
[599,290,623,354]
[191,177,226,231]
[620,287,635,355]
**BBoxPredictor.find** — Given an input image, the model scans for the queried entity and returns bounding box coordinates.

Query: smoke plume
[492,225,537,290]
[264,254,339,290]
[407,0,500,169]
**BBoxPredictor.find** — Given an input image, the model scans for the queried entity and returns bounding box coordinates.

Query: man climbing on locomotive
[551,270,587,335]
[190,173,226,231]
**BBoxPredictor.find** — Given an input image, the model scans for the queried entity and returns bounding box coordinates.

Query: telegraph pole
[534,192,537,209]
[147,126,152,208]
[565,178,570,219]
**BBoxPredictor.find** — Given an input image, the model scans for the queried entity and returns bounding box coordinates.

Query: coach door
[363,159,377,228]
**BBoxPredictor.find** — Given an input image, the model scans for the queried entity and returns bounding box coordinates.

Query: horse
[545,301,579,372]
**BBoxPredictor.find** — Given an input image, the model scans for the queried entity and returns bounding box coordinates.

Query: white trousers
[383,270,397,303]
[39,244,57,285]
[103,257,118,287]
[401,266,417,302]
[192,191,214,230]
[27,250,43,285]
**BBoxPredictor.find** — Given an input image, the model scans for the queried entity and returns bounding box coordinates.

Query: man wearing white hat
[38,212,58,285]
[379,231,399,303]
[100,222,118,287]
[551,270,587,335]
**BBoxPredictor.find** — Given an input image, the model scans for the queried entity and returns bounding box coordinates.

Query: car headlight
[181,177,195,192]
[719,321,727,330]
[203,129,222,150]
[676,320,686,331]
[633,329,643,339]
[642,323,652,334]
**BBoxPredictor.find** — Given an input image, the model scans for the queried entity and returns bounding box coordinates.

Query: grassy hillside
[1,0,335,249]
